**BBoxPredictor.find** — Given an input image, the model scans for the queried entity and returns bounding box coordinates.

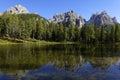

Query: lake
[0,43,119,80]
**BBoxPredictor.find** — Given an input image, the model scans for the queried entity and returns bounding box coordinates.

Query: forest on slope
[0,13,120,44]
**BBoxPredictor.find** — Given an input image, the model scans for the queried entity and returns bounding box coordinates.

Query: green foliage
[0,13,120,44]
[99,26,106,43]
[115,24,120,42]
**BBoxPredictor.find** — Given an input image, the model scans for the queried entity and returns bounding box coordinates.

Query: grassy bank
[0,38,78,45]
[1,38,119,45]
[0,39,17,44]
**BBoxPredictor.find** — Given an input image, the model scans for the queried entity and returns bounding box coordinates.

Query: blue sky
[0,0,120,22]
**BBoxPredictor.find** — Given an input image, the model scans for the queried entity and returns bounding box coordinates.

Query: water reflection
[0,60,119,80]
[22,60,120,80]
[0,44,119,80]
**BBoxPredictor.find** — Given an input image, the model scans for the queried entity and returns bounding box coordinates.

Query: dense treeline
[0,13,120,43]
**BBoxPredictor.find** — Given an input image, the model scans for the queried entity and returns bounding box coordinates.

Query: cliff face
[49,10,85,27]
[87,11,118,26]
[50,11,118,27]
[6,4,29,14]
[1,5,119,27]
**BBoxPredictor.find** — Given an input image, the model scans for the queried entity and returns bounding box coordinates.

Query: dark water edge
[0,44,119,80]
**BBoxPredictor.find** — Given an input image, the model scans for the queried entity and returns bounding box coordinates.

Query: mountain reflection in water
[0,44,119,80]
[0,60,119,80]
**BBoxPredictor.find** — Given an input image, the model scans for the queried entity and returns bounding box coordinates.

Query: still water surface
[0,43,119,80]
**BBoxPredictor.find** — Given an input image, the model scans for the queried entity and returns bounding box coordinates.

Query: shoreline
[0,39,78,45]
[0,38,119,45]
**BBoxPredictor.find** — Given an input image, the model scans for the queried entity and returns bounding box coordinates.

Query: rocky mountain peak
[101,11,107,15]
[6,4,29,14]
[87,11,117,26]
[49,10,85,27]
[112,17,118,23]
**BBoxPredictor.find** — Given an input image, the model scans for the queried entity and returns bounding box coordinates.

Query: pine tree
[115,24,120,42]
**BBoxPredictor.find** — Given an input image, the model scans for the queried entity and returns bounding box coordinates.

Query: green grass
[0,39,17,44]
[3,38,120,45]
[0,38,79,45]
[27,40,79,45]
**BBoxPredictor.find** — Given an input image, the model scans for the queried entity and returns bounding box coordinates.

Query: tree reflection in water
[0,44,119,80]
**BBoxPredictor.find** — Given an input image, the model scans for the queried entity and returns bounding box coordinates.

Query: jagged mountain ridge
[50,10,118,27]
[49,10,85,27]
[0,4,119,27]
[6,4,29,14]
[87,11,118,26]
[112,17,118,24]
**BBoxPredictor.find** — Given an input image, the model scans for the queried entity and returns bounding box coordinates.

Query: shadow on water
[0,44,119,80]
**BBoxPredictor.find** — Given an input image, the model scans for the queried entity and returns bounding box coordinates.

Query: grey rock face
[112,17,118,24]
[6,4,29,14]
[87,11,118,26]
[49,10,85,27]
[0,13,2,16]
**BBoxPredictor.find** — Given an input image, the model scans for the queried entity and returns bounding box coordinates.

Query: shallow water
[0,44,119,80]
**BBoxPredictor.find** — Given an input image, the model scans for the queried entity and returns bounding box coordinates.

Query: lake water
[0,43,119,80]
